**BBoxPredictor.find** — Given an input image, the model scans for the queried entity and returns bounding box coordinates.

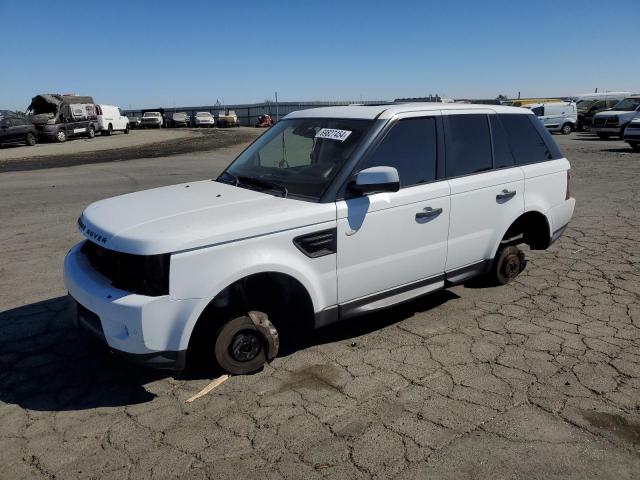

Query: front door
[336,115,450,305]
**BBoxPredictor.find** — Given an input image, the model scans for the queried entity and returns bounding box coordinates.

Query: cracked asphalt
[1,133,639,479]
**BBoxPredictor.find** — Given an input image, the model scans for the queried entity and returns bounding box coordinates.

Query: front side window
[499,114,553,165]
[445,114,492,177]
[358,117,437,188]
[220,118,373,200]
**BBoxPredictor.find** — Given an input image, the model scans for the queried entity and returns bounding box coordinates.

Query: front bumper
[63,242,196,370]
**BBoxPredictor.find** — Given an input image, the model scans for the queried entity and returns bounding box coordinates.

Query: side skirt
[313,260,493,329]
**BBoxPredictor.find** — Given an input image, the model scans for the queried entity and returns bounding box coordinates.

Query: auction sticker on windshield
[315,128,352,142]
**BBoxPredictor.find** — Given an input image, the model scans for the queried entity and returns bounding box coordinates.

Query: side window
[445,114,492,177]
[489,115,515,168]
[498,114,555,164]
[359,117,437,188]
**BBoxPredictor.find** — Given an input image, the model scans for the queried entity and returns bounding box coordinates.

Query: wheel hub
[229,331,262,362]
[503,254,520,278]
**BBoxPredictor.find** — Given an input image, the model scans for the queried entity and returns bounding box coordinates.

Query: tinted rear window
[445,114,492,177]
[498,114,557,164]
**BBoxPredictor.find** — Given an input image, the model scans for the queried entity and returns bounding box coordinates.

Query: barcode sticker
[315,128,352,142]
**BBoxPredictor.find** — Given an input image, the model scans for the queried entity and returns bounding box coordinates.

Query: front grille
[81,241,170,296]
[627,123,640,130]
[593,118,606,126]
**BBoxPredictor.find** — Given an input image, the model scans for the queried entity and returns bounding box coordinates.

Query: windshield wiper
[237,175,288,198]
[217,171,239,186]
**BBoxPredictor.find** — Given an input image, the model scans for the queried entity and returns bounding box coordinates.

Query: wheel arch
[178,269,316,352]
[494,210,551,257]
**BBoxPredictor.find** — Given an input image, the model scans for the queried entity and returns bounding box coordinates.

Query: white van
[96,105,130,136]
[529,102,577,134]
[65,104,574,373]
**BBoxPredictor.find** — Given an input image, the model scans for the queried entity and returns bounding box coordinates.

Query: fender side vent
[293,228,337,258]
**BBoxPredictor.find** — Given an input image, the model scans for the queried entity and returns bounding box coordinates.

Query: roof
[284,103,533,120]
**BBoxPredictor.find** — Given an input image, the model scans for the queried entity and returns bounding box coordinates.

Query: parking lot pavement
[1,133,639,479]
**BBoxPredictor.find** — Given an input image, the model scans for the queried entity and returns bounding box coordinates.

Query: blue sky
[1,0,638,110]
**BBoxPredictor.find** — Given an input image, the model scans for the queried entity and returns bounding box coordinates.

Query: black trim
[444,260,493,286]
[111,348,187,371]
[314,306,340,328]
[293,228,337,258]
[312,261,501,329]
[338,274,445,321]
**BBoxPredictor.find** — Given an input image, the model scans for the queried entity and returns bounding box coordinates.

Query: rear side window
[490,115,515,168]
[445,114,492,177]
[360,117,437,188]
[498,114,559,164]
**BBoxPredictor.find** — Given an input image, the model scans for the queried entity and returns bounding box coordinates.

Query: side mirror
[350,166,400,195]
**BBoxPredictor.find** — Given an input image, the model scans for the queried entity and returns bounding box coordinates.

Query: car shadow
[602,147,638,154]
[0,290,459,411]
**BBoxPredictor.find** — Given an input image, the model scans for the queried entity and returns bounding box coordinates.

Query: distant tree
[496,94,508,101]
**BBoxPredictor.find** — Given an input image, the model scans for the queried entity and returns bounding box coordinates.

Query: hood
[79,180,336,255]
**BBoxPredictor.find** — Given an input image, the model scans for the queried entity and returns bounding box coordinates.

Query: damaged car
[64,104,575,375]
[27,94,98,142]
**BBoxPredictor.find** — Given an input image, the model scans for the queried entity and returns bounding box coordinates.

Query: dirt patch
[0,128,262,173]
[581,410,640,445]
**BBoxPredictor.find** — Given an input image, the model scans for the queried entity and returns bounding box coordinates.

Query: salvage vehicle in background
[0,111,37,147]
[127,115,142,129]
[27,94,98,142]
[623,117,640,151]
[171,112,191,128]
[529,102,577,134]
[591,95,640,139]
[576,98,621,131]
[194,111,215,127]
[217,110,240,127]
[256,114,273,128]
[64,103,574,374]
[141,111,163,128]
[96,105,130,135]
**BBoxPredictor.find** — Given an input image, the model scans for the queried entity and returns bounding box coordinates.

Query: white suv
[64,104,575,374]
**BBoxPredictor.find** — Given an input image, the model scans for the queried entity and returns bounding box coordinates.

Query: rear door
[445,111,524,274]
[500,113,567,226]
[336,114,450,305]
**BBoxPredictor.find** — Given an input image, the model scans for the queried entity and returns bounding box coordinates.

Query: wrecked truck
[27,94,98,142]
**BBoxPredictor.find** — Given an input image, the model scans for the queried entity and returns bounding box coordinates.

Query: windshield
[219,118,374,200]
[143,112,160,117]
[196,112,211,117]
[612,98,640,112]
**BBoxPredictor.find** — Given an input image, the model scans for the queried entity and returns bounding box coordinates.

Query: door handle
[496,189,516,201]
[415,207,443,220]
